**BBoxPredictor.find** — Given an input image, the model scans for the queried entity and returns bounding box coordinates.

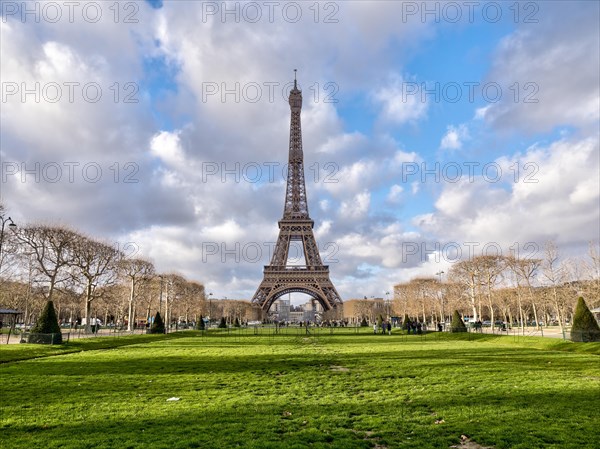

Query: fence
[2,325,597,345]
[194,325,438,343]
[19,332,70,345]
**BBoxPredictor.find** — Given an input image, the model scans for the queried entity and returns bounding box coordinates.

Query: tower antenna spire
[294,69,297,89]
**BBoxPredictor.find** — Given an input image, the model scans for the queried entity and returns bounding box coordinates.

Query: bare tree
[0,203,19,283]
[137,277,161,325]
[506,255,542,330]
[541,241,569,334]
[476,255,505,333]
[120,258,155,331]
[162,273,185,331]
[410,278,439,323]
[449,259,481,322]
[353,299,373,323]
[583,241,600,307]
[16,225,78,303]
[182,281,205,323]
[70,235,122,332]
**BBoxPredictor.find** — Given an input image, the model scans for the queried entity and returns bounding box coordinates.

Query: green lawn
[1,330,598,449]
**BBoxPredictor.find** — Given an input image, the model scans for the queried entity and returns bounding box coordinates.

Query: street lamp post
[208,293,213,327]
[0,214,17,274]
[158,275,164,317]
[436,270,445,325]
[385,291,390,320]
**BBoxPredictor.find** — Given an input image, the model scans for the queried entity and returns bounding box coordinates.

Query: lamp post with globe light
[208,292,213,327]
[436,270,445,327]
[0,214,17,275]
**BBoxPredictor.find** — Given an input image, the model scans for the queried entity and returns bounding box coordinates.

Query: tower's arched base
[252,266,342,312]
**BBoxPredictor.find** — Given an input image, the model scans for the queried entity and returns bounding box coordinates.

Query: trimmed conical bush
[197,315,205,330]
[450,310,467,333]
[29,300,62,344]
[571,297,600,342]
[218,317,227,328]
[150,312,165,334]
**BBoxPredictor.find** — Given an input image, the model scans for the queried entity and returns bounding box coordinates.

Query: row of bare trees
[0,206,205,332]
[394,242,599,332]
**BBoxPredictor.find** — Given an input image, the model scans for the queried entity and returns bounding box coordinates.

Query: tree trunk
[127,277,135,331]
[164,292,169,334]
[551,288,564,336]
[487,284,494,334]
[47,274,56,303]
[531,300,540,330]
[470,283,478,322]
[517,293,525,334]
[85,280,93,333]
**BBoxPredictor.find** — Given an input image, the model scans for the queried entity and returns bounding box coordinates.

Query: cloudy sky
[1,1,599,301]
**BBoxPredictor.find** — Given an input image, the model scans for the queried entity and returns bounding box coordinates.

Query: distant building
[272,298,291,321]
[271,297,324,322]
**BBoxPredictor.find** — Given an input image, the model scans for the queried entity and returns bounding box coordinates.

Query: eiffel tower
[251,71,342,313]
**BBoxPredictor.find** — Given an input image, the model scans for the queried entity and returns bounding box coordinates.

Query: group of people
[405,320,424,334]
[373,321,393,335]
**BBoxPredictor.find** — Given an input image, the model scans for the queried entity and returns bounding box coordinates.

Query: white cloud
[411,181,420,194]
[440,124,469,150]
[372,74,428,125]
[418,137,600,250]
[150,131,185,167]
[387,184,404,203]
[474,105,490,120]
[339,191,371,219]
[482,3,599,133]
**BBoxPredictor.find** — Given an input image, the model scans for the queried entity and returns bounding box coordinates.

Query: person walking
[387,321,392,335]
[373,323,377,335]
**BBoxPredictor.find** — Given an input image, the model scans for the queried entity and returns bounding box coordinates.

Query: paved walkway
[0,328,149,345]
[474,325,569,339]
[1,325,574,344]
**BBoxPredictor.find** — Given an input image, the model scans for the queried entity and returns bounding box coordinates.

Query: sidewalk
[475,325,570,339]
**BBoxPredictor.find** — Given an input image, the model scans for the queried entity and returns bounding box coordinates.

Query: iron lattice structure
[251,75,342,313]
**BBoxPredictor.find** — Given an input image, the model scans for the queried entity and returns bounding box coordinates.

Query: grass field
[1,329,598,449]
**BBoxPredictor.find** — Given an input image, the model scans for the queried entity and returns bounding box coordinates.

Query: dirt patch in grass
[451,435,495,449]
[330,365,349,371]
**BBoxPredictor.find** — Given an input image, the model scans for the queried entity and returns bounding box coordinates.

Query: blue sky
[1,1,598,300]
